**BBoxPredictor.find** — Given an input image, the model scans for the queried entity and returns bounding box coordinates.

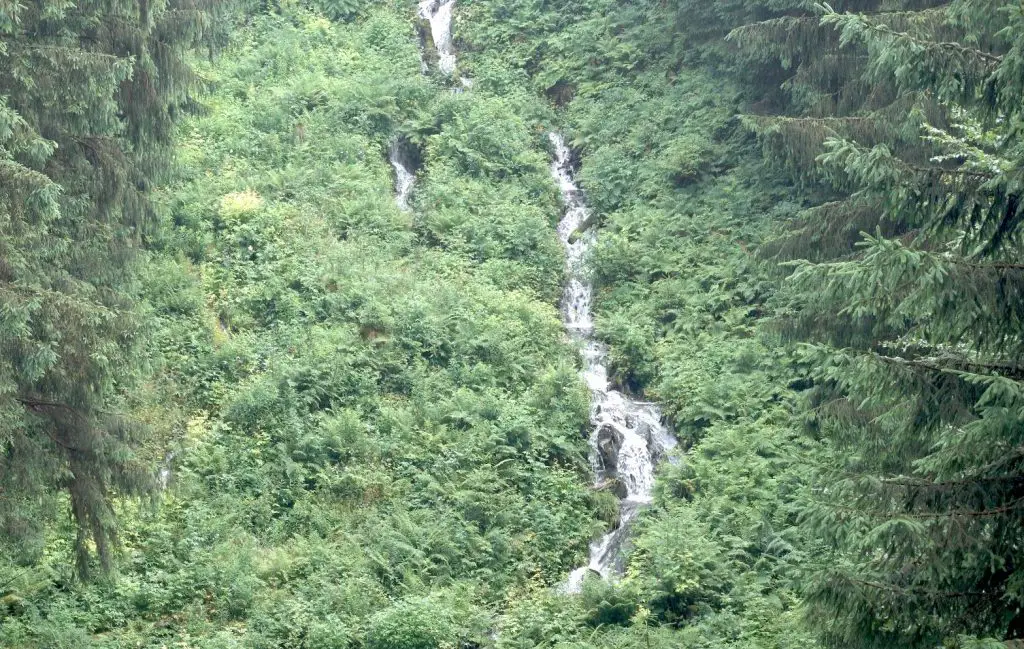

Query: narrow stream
[158,451,175,490]
[389,1,466,211]
[549,133,676,593]
[399,4,674,591]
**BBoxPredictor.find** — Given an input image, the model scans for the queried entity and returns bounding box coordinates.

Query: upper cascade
[419,0,458,76]
[549,132,677,593]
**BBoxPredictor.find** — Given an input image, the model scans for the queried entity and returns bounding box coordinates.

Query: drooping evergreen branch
[841,575,999,600]
[953,259,1024,271]
[821,8,1004,66]
[877,473,1024,491]
[831,496,1024,520]
[875,23,1003,65]
[871,353,1024,382]
[14,397,87,415]
[905,163,997,181]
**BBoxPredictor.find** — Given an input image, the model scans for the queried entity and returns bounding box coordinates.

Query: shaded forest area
[1,0,1022,648]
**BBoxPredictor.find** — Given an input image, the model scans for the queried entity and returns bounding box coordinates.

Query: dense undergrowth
[0,1,830,647]
[459,0,1024,646]
[4,0,1022,647]
[2,5,603,647]
[459,1,819,647]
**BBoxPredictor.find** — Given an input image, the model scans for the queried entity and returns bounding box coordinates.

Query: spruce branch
[878,474,1024,490]
[871,353,1024,381]
[842,575,998,599]
[819,7,1004,67]
[832,496,1024,520]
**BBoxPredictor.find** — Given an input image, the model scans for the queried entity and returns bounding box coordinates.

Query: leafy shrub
[629,507,730,624]
[365,590,488,649]
[308,0,367,22]
[580,579,640,628]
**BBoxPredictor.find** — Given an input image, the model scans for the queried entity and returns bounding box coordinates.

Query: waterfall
[418,0,458,76]
[549,133,676,593]
[396,2,470,210]
[407,0,670,589]
[389,140,416,211]
[158,451,175,490]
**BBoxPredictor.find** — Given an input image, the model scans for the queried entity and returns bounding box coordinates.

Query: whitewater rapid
[549,133,676,592]
[389,1,469,210]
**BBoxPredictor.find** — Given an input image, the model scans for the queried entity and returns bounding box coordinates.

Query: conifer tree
[0,0,225,576]
[724,0,1024,645]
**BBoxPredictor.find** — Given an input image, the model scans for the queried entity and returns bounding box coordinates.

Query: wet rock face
[545,80,577,108]
[595,418,669,489]
[596,423,623,475]
[607,479,629,500]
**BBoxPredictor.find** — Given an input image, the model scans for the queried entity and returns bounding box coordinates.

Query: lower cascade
[549,132,677,593]
[388,140,417,211]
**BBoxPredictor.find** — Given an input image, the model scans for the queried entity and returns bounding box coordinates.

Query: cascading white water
[397,2,472,210]
[406,0,669,589]
[418,0,458,76]
[389,140,416,211]
[158,451,175,490]
[549,132,676,593]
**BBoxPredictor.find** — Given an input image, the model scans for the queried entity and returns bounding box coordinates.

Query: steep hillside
[2,1,1022,648]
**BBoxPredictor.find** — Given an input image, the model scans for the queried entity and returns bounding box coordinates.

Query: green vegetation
[2,4,596,645]
[2,0,1023,647]
[0,0,226,578]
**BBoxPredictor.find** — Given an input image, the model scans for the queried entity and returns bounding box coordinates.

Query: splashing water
[395,1,468,211]
[389,140,416,211]
[158,451,175,491]
[419,0,458,76]
[550,132,676,594]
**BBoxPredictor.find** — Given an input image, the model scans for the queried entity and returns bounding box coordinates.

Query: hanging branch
[830,496,1024,520]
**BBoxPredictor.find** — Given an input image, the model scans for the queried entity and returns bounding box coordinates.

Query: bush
[365,590,488,649]
[580,579,640,628]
